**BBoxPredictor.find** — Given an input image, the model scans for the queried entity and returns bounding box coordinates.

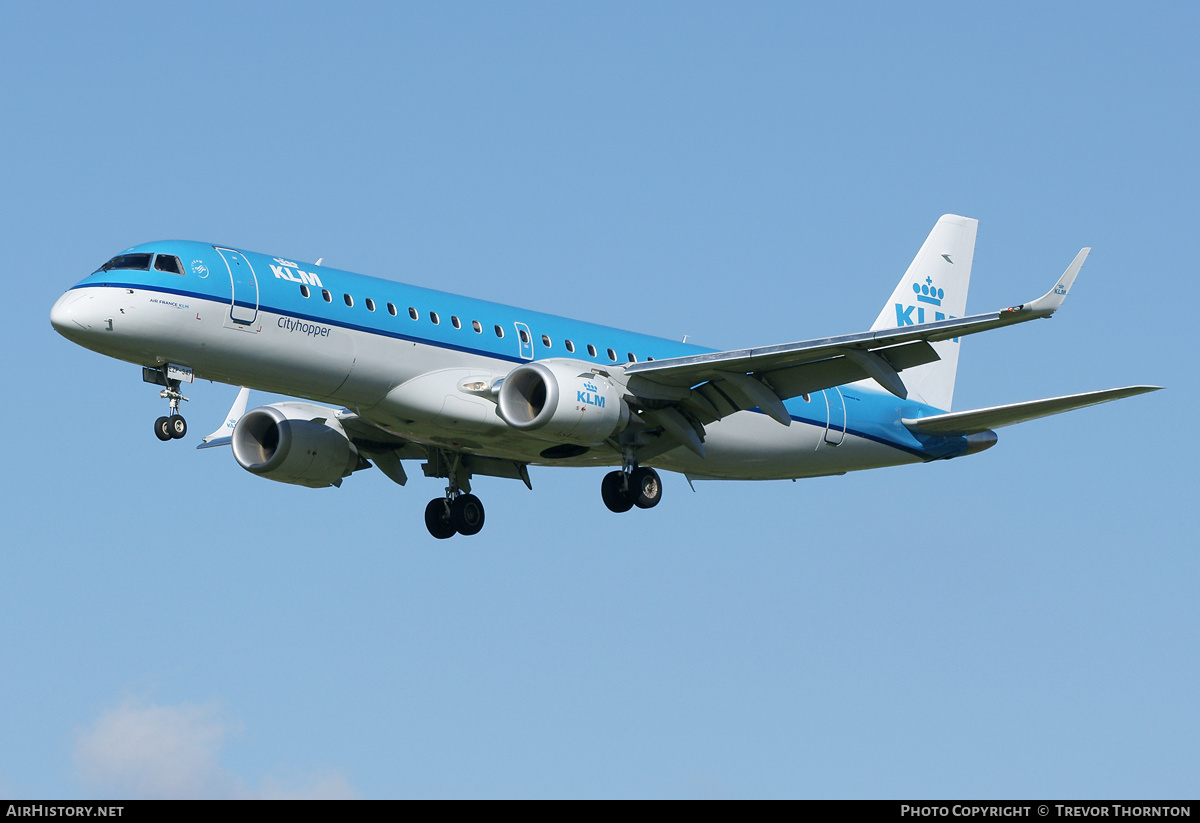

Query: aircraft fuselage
[51,240,956,480]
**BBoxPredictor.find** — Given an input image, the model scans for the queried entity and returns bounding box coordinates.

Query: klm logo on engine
[270,258,324,288]
[895,276,958,342]
[577,381,605,408]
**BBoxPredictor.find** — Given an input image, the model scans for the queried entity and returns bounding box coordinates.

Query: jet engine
[231,403,360,488]
[497,360,629,444]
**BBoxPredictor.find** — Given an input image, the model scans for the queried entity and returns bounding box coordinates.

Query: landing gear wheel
[424,498,456,539]
[168,416,188,439]
[601,470,635,513]
[450,494,486,536]
[154,416,173,441]
[631,467,662,509]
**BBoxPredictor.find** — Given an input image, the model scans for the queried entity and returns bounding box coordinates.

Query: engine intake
[232,403,359,488]
[497,360,629,445]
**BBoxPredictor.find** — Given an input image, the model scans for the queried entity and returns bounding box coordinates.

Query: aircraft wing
[901,386,1161,436]
[622,249,1090,431]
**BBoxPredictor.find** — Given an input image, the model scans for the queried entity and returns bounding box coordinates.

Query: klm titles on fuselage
[270,258,324,288]
[578,381,606,409]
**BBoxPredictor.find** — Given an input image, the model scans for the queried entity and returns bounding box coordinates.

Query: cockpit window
[97,253,151,272]
[153,254,184,275]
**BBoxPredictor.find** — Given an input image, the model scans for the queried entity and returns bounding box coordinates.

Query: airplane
[50,214,1159,539]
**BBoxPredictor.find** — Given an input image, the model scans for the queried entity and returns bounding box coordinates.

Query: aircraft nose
[50,290,93,340]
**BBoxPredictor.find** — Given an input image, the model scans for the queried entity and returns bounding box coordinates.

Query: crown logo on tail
[913,276,944,306]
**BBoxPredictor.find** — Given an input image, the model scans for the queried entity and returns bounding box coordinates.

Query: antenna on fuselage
[314,258,323,266]
[682,334,689,343]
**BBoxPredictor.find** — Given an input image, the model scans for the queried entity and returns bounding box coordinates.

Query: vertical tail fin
[869,214,978,410]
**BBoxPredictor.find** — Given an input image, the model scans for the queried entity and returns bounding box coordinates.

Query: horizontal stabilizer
[903,385,1161,436]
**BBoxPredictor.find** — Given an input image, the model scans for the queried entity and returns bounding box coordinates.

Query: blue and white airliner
[50,215,1158,538]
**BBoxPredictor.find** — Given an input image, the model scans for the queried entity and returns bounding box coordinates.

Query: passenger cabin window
[300,285,310,298]
[153,255,184,275]
[98,253,151,272]
[494,325,504,338]
[472,320,482,333]
[541,334,551,348]
[322,289,332,302]
[519,329,530,344]
[628,353,637,363]
[430,312,440,325]
[587,344,597,357]
[408,307,418,320]
[451,316,461,329]
[607,348,617,362]
[344,294,354,307]
[387,303,397,316]
[565,340,575,353]
[365,298,376,312]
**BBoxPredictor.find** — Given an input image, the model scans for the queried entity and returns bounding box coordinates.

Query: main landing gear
[423,451,486,539]
[424,493,486,539]
[601,465,662,513]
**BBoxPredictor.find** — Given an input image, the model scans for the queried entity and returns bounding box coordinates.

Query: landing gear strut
[423,451,486,539]
[601,459,662,514]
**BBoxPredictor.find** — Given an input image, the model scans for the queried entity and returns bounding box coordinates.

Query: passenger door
[215,247,259,326]
[514,322,534,360]
[822,387,846,446]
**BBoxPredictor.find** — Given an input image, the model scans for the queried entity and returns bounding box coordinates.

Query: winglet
[197,387,250,449]
[1012,247,1089,317]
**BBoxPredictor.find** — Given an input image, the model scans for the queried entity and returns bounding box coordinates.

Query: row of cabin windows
[296,283,652,363]
[93,255,646,363]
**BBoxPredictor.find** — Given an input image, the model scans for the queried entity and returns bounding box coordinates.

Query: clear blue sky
[1,1,1195,798]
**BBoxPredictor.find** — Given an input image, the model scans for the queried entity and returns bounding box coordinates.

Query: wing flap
[627,339,941,427]
[902,385,1161,436]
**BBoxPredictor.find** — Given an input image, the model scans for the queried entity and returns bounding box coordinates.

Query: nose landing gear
[154,414,188,441]
[147,370,189,441]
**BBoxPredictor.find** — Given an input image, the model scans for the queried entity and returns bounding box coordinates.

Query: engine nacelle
[231,403,359,488]
[497,360,629,445]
